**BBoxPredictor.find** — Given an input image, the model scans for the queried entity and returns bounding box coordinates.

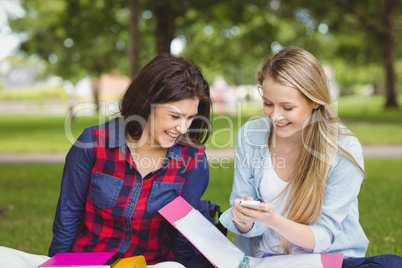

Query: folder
[38,252,121,267]
[159,196,343,268]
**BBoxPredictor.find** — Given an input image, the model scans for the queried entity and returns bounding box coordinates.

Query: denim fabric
[220,118,369,257]
[146,181,184,214]
[342,254,402,268]
[89,172,124,208]
[49,117,209,264]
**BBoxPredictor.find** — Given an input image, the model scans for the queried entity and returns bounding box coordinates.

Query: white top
[255,149,309,257]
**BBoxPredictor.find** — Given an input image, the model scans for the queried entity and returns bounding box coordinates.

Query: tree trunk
[373,81,381,95]
[92,77,100,113]
[381,0,398,109]
[128,0,141,79]
[154,5,178,54]
[380,37,398,108]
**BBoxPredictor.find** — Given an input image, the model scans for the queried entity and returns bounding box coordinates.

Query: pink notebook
[38,252,121,268]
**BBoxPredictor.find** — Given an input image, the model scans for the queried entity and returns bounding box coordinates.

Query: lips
[275,122,291,128]
[164,131,179,138]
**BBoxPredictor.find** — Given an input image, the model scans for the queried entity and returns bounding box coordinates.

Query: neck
[126,131,164,155]
[269,131,303,154]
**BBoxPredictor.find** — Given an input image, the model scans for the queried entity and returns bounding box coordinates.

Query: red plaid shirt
[49,117,209,264]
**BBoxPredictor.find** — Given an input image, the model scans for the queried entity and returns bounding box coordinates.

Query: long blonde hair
[257,47,365,254]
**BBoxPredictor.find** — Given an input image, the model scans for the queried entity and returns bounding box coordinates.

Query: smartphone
[239,200,261,209]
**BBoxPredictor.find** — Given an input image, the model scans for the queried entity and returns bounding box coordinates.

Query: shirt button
[130,203,135,207]
[126,235,130,239]
[126,221,130,225]
[136,183,141,187]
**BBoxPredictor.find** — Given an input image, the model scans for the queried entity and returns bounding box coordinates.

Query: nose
[271,114,284,122]
[176,119,187,134]
[269,106,284,122]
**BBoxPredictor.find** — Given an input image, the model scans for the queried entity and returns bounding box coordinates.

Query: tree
[336,0,400,108]
[141,0,219,54]
[190,0,401,107]
[285,0,401,108]
[8,0,222,85]
[10,0,399,108]
[179,1,333,85]
[178,2,279,84]
[9,0,128,111]
[128,0,141,78]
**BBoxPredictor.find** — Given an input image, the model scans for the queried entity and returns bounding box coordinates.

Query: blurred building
[98,73,131,101]
[0,59,39,88]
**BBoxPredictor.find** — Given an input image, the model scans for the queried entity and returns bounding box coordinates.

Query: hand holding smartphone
[239,200,261,210]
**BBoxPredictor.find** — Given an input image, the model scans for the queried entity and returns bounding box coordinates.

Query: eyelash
[263,103,293,111]
[263,103,272,108]
[171,115,195,120]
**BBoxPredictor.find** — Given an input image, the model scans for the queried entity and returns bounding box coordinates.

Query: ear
[312,102,320,109]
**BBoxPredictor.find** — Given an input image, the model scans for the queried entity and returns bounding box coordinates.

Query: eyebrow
[262,96,296,105]
[170,111,198,117]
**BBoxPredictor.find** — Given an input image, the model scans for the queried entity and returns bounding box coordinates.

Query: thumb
[260,202,274,213]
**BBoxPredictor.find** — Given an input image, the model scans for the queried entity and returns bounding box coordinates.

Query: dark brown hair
[120,54,212,145]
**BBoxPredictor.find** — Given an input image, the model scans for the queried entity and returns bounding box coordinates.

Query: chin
[274,129,292,137]
[159,140,177,149]
[278,131,303,140]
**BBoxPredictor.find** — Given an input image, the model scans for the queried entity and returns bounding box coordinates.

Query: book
[159,196,344,268]
[114,256,147,268]
[159,196,245,267]
[38,252,122,268]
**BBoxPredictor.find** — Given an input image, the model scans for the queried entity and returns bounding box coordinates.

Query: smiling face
[261,77,319,142]
[145,98,200,148]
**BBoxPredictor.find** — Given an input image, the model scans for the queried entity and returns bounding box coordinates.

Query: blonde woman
[220,47,402,267]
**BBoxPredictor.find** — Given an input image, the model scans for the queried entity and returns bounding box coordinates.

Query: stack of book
[38,252,147,268]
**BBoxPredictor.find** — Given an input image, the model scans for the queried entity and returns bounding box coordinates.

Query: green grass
[0,159,400,256]
[1,96,401,153]
[359,159,402,255]
[0,164,63,254]
[0,112,259,153]
[336,96,402,144]
[344,123,402,144]
[0,115,103,153]
[337,95,402,123]
[0,86,69,101]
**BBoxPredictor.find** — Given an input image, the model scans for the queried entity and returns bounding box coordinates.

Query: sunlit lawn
[0,96,401,257]
[0,158,401,257]
[336,95,402,122]
[336,96,402,144]
[0,96,402,153]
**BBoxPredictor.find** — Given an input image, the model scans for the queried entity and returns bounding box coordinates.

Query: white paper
[148,261,185,268]
[175,209,244,268]
[248,253,323,268]
[0,246,50,268]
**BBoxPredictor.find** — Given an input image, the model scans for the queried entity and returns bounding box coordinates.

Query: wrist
[233,220,253,233]
[264,211,280,228]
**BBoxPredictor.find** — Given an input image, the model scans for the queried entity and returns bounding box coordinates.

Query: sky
[0,0,24,61]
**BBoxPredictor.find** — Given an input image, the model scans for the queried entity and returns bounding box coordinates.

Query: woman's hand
[231,196,277,233]
[232,196,316,251]
[251,202,276,226]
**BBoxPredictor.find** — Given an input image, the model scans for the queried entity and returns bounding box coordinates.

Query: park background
[0,0,401,259]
